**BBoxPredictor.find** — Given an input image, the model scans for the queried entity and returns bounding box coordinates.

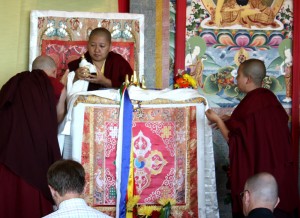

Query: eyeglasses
[240,190,249,199]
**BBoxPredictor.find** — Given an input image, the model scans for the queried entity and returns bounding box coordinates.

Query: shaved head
[32,55,56,71]
[246,172,278,206]
[239,59,266,86]
[89,27,111,44]
[32,55,57,78]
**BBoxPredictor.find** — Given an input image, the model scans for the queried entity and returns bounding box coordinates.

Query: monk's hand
[220,114,231,122]
[60,69,69,86]
[76,67,90,80]
[205,109,221,125]
[85,73,112,87]
[86,73,104,83]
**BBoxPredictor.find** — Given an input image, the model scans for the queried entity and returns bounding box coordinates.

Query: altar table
[59,87,219,218]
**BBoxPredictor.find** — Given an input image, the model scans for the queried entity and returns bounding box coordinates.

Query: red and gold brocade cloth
[81,105,199,217]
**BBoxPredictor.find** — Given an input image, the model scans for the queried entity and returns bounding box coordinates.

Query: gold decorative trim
[74,95,119,107]
[74,95,206,106]
[131,97,206,106]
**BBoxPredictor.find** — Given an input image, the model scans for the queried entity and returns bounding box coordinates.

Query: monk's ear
[246,76,253,84]
[244,190,251,206]
[274,197,280,209]
[53,69,58,78]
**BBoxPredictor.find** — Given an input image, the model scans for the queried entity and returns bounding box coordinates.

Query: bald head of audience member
[32,55,57,78]
[242,172,280,216]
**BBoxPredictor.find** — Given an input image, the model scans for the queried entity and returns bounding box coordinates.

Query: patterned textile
[29,11,144,80]
[81,106,198,217]
[60,88,219,217]
[41,40,134,79]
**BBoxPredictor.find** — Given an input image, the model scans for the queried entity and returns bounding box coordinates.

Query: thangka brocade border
[82,106,118,216]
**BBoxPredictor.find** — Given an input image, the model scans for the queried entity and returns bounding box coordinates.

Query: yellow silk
[126,137,135,218]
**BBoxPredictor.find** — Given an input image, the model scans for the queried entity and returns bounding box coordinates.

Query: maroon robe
[48,76,64,105]
[0,70,61,217]
[68,51,133,90]
[226,88,298,217]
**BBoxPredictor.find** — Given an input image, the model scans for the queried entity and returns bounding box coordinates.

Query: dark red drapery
[174,0,186,75]
[118,0,130,13]
[292,1,300,166]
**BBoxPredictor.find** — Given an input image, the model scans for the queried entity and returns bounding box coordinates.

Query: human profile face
[88,34,111,63]
[236,66,248,93]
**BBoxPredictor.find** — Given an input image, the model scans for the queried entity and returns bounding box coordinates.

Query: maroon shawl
[68,51,133,90]
[226,88,298,216]
[0,70,61,202]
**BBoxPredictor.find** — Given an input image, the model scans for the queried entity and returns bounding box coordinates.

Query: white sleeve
[67,71,89,97]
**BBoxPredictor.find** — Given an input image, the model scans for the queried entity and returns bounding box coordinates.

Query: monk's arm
[56,87,67,124]
[215,119,229,142]
[205,109,229,142]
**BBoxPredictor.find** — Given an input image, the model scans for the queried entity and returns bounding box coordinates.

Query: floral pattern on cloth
[81,106,199,217]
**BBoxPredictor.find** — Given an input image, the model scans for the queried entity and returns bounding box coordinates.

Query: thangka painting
[29,10,144,80]
[81,105,199,217]
[185,0,293,108]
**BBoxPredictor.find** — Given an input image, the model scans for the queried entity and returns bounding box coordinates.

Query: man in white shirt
[43,159,112,218]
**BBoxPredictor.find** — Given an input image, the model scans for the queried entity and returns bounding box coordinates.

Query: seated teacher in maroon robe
[205,59,298,218]
[68,27,133,91]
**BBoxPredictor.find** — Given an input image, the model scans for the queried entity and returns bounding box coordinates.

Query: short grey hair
[32,55,57,71]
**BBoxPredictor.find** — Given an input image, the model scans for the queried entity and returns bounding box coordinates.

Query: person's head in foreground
[236,58,266,93]
[32,55,57,78]
[88,27,112,63]
[47,159,85,206]
[241,172,280,216]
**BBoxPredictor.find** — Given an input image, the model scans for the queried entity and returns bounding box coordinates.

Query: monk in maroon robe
[0,56,65,218]
[68,27,133,91]
[206,59,298,218]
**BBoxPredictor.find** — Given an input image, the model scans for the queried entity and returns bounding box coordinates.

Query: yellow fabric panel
[0,0,117,87]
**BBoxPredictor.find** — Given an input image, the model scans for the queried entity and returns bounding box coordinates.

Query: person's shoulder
[247,208,275,218]
[31,69,48,77]
[48,76,64,92]
[108,51,126,61]
[247,88,277,100]
[41,211,58,218]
